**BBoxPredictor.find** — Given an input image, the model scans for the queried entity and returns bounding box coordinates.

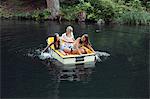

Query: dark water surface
[1,20,149,98]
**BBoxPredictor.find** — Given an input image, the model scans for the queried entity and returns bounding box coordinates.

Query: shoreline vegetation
[0,0,150,25]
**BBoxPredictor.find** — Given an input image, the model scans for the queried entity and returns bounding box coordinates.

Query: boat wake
[39,52,53,60]
[95,51,110,62]
[27,48,110,62]
[38,50,110,62]
[27,48,52,59]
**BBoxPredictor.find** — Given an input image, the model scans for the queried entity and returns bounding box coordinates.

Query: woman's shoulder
[61,33,66,37]
[62,32,66,35]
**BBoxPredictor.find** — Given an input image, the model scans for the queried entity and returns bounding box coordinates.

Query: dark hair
[83,34,89,45]
[54,33,60,50]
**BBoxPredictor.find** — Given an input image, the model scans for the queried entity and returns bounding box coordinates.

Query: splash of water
[27,49,41,58]
[26,47,110,62]
[95,51,110,62]
[26,48,53,60]
[39,52,52,60]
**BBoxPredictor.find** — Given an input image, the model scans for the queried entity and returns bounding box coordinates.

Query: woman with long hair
[73,34,95,54]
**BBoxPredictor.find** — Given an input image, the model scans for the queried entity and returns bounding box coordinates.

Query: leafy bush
[42,9,51,19]
[116,10,150,25]
[126,0,143,10]
[61,0,119,22]
[1,0,150,25]
[146,1,150,9]
[114,0,150,25]
[88,0,119,22]
[60,5,78,21]
[76,0,92,12]
[12,9,51,20]
[31,9,51,20]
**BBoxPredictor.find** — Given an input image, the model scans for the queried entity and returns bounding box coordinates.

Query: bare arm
[74,37,82,54]
[42,42,54,53]
[85,44,95,53]
[61,38,74,43]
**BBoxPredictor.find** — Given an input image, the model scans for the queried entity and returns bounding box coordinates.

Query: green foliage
[61,1,93,21]
[76,1,95,20]
[77,0,92,11]
[88,0,119,22]
[60,5,78,21]
[114,0,150,25]
[42,9,51,19]
[126,0,143,10]
[1,0,150,25]
[30,9,51,20]
[0,8,13,19]
[116,10,150,25]
[146,1,150,9]
[12,9,51,20]
[87,0,150,24]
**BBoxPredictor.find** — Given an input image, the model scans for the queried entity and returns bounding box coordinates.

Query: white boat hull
[49,48,96,65]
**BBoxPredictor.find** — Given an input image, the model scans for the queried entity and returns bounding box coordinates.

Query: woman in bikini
[73,34,95,54]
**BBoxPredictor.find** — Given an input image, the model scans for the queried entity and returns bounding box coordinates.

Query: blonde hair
[66,26,73,32]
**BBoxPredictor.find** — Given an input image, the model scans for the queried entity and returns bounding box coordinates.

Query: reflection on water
[40,61,96,98]
[57,63,95,82]
[43,60,95,82]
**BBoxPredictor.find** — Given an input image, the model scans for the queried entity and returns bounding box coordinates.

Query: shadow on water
[1,20,149,98]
